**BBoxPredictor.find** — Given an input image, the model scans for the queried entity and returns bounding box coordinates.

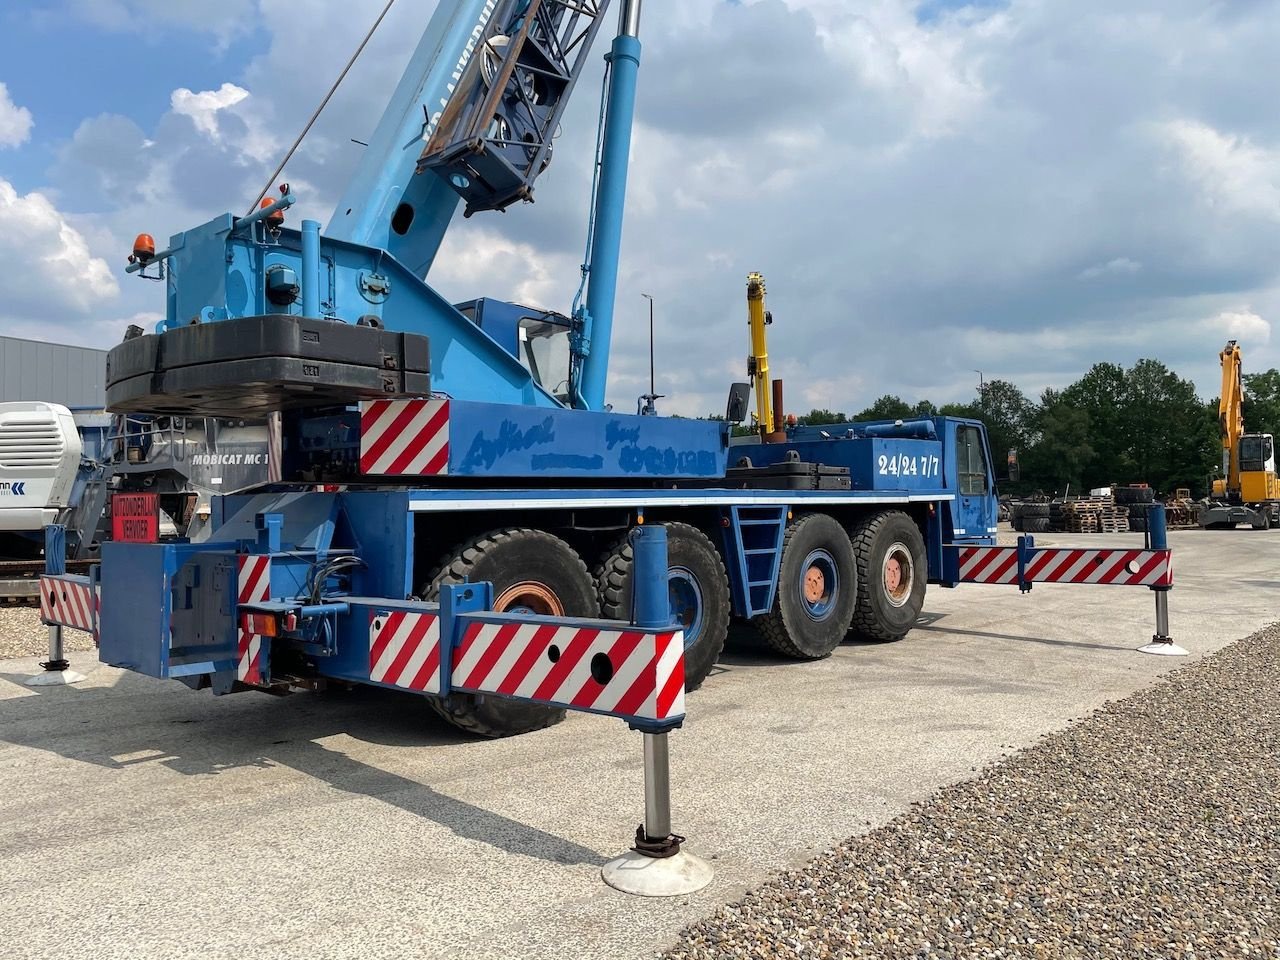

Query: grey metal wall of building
[0,336,107,408]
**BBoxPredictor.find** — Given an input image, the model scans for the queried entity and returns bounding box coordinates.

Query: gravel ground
[666,625,1280,959]
[0,606,94,659]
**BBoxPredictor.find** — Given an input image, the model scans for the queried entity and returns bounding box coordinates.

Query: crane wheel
[753,513,856,660]
[594,522,730,692]
[423,527,596,738]
[848,511,927,643]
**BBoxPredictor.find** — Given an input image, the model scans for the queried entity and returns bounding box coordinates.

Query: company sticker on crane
[359,399,449,476]
[450,620,685,723]
[957,545,1172,587]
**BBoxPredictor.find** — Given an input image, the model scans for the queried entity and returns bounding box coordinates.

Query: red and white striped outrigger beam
[954,542,1172,589]
[235,583,687,732]
[450,619,685,726]
[39,574,100,638]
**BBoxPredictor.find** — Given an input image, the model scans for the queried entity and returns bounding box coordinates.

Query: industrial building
[0,335,106,408]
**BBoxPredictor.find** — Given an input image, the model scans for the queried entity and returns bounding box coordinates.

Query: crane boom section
[419,1,612,218]
[326,0,498,276]
[327,1,609,281]
[746,274,773,438]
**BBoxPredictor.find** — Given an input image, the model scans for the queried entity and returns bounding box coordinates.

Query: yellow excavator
[1202,340,1280,529]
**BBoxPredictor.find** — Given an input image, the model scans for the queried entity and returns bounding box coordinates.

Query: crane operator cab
[454,298,574,405]
[1237,433,1280,502]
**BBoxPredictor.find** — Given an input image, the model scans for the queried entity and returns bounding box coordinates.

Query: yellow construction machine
[1202,340,1280,529]
[745,273,786,441]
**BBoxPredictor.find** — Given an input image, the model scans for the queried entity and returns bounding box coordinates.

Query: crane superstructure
[1203,340,1280,529]
[42,0,1178,739]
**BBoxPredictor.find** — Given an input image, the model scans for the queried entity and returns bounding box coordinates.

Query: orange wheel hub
[493,581,564,616]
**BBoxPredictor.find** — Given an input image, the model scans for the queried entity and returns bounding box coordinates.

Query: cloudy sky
[1,0,1277,416]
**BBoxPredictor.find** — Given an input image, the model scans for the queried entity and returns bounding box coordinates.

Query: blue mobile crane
[60,0,1174,737]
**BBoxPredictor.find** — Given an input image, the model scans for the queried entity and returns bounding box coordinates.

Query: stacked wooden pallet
[1061,497,1130,533]
[1164,497,1200,528]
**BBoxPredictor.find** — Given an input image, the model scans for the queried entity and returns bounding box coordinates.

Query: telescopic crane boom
[745,273,785,441]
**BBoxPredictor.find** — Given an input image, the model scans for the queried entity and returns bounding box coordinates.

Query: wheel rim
[799,548,838,621]
[882,540,915,607]
[493,581,565,617]
[668,567,704,651]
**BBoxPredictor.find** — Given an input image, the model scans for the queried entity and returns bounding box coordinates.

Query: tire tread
[423,527,593,737]
[593,522,729,692]
[849,510,925,642]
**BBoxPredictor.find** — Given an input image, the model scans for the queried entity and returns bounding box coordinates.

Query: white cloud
[1079,257,1142,280]
[60,0,258,49]
[0,83,33,148]
[0,179,119,323]
[1205,309,1270,346]
[170,82,250,142]
[431,228,575,312]
[1158,119,1280,220]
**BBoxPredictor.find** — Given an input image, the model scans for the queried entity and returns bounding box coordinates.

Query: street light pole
[639,293,662,415]
[643,293,655,399]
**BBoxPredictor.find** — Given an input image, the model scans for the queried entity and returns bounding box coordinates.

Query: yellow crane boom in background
[746,273,785,441]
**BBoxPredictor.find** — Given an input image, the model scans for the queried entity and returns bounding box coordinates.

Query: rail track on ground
[0,559,95,606]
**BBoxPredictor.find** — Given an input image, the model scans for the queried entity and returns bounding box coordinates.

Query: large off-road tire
[1023,517,1050,533]
[848,511,927,642]
[752,513,856,660]
[423,527,596,738]
[1114,486,1155,506]
[595,522,730,692]
[1021,502,1051,518]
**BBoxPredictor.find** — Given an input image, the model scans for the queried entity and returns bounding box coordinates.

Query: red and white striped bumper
[39,575,99,636]
[451,620,685,725]
[369,611,441,693]
[957,545,1173,587]
[236,555,271,684]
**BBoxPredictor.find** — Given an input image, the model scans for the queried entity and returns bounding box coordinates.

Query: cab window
[958,425,989,495]
[518,317,572,404]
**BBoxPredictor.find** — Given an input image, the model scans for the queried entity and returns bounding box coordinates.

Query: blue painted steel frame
[156,217,562,408]
[99,497,687,730]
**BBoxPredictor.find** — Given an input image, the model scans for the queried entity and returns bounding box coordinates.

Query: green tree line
[724,359,1280,497]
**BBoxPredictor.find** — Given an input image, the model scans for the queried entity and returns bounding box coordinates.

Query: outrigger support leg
[27,525,86,686]
[602,524,713,897]
[1137,504,1188,657]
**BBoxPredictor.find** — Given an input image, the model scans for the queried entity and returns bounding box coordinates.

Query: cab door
[953,422,997,542]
